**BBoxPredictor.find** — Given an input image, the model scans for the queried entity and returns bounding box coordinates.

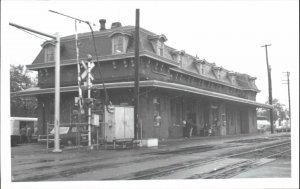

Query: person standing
[26,126,32,143]
[182,120,187,138]
[189,119,194,138]
[20,126,27,143]
[186,119,192,138]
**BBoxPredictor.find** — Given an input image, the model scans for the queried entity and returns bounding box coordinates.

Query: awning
[11,80,272,109]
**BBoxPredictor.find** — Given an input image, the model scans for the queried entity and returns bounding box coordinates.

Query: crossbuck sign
[80,60,95,81]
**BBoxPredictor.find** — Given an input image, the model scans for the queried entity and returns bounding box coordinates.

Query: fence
[38,122,104,152]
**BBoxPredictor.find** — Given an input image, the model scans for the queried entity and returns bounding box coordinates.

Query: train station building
[13,20,272,139]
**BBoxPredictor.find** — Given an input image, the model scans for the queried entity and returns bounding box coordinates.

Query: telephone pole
[134,9,140,140]
[282,72,291,128]
[261,44,274,134]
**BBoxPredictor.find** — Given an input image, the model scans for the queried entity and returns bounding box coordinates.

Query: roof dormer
[212,65,222,80]
[148,34,167,56]
[193,58,206,75]
[109,31,132,55]
[41,41,55,63]
[227,71,237,84]
[248,76,257,87]
[170,50,185,66]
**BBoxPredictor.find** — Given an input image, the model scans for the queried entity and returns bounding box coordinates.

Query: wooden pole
[134,9,140,140]
[261,44,274,134]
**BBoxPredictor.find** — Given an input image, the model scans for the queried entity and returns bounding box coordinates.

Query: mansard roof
[28,24,259,92]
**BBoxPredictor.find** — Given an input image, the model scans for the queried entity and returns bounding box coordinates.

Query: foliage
[10,65,38,117]
[257,98,288,122]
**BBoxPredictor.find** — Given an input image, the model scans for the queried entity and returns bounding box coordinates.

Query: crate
[141,138,158,147]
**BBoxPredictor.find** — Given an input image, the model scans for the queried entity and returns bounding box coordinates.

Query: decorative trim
[108,31,133,38]
[148,34,168,42]
[12,80,271,108]
[170,50,185,55]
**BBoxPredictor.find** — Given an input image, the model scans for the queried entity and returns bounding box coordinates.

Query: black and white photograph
[1,0,299,189]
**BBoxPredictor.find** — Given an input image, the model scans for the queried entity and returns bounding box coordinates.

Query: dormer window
[113,35,124,54]
[43,43,55,63]
[157,41,164,56]
[248,76,257,87]
[193,58,206,75]
[227,71,237,84]
[201,60,206,75]
[148,34,167,57]
[109,31,132,55]
[171,50,185,66]
[212,65,222,80]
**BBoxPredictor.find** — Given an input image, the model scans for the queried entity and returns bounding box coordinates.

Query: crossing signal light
[83,98,94,107]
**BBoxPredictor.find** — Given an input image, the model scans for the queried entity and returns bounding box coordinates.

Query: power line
[49,10,111,111]
[18,28,48,41]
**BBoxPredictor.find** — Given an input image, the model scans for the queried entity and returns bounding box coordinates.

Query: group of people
[20,125,33,143]
[182,119,215,138]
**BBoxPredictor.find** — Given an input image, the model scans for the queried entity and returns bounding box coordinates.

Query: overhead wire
[48,10,111,110]
[18,28,49,41]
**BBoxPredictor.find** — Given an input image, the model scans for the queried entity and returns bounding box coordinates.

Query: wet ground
[11,132,291,181]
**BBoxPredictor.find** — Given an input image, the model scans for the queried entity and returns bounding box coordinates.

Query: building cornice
[11,80,271,109]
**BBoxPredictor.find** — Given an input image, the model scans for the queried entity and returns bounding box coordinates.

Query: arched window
[44,44,55,63]
[109,32,132,55]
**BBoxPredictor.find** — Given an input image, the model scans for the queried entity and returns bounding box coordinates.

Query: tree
[257,98,288,123]
[10,65,38,117]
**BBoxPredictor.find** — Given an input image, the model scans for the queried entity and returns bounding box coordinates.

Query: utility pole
[261,44,274,134]
[9,22,62,152]
[134,9,140,140]
[86,55,95,147]
[53,32,62,152]
[282,72,291,129]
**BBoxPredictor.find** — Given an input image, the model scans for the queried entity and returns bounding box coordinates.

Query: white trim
[12,80,271,109]
[10,117,38,121]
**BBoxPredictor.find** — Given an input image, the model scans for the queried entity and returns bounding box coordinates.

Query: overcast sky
[2,0,299,107]
[1,1,299,188]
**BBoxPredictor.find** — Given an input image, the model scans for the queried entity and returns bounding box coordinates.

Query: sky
[1,1,299,188]
[2,0,299,107]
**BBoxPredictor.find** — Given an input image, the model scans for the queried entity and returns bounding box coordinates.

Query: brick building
[13,20,271,139]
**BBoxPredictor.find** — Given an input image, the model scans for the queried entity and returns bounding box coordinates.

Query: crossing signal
[80,60,95,81]
[83,98,94,107]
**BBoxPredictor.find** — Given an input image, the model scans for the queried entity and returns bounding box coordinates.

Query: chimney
[111,22,122,29]
[99,19,106,31]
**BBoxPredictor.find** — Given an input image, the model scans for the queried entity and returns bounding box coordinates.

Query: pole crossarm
[9,22,56,39]
[49,10,90,24]
[10,22,62,152]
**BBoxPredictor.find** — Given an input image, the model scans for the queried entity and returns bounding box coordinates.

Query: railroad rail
[123,141,291,180]
[13,134,290,181]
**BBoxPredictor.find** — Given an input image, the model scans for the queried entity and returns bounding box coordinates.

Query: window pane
[45,46,54,62]
[160,48,164,56]
[114,36,123,54]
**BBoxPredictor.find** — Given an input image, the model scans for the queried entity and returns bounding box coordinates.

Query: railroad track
[122,141,291,180]
[190,147,291,179]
